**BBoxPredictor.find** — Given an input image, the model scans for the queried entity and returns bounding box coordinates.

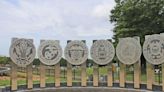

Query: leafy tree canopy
[110,0,164,44]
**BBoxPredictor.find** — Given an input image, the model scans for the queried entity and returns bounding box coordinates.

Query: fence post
[81,62,87,86]
[93,63,99,86]
[67,62,72,86]
[40,63,46,87]
[119,62,125,87]
[144,35,154,90]
[134,61,141,88]
[10,38,18,91]
[162,64,164,91]
[107,63,113,87]
[55,62,61,87]
[134,37,141,88]
[160,33,164,91]
[27,63,33,89]
[146,62,153,90]
[11,62,17,91]
[27,39,33,89]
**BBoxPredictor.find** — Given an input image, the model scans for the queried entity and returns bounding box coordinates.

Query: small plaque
[91,40,115,65]
[143,34,164,65]
[64,40,88,65]
[9,38,36,67]
[116,37,141,65]
[38,40,62,65]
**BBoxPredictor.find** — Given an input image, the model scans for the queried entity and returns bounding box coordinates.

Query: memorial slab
[38,40,62,65]
[64,40,88,65]
[91,40,115,65]
[9,38,36,67]
[116,37,142,65]
[143,34,164,65]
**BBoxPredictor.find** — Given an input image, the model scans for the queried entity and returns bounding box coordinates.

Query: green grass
[0,80,10,87]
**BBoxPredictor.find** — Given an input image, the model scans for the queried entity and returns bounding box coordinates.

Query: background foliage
[110,0,164,44]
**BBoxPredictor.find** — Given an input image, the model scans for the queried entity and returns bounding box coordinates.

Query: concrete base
[16,87,151,92]
[2,82,162,92]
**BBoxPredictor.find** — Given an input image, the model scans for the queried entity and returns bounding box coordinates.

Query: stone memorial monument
[38,40,62,65]
[116,37,141,65]
[143,34,164,65]
[9,38,36,67]
[90,40,115,65]
[64,40,88,65]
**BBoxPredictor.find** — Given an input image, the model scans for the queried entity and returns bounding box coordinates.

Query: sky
[0,0,115,57]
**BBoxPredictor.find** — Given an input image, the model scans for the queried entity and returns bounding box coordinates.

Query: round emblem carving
[9,39,36,67]
[116,38,141,65]
[38,40,62,65]
[90,40,115,65]
[64,40,88,65]
[143,35,164,65]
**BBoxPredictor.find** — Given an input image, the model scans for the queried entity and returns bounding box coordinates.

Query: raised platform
[17,87,152,92]
[1,82,162,92]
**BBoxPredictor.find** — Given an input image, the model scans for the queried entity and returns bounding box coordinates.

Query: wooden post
[55,62,60,87]
[67,62,72,86]
[107,63,113,87]
[81,62,87,86]
[134,61,141,88]
[146,62,153,90]
[26,39,33,89]
[160,33,164,91]
[134,37,141,89]
[11,62,17,91]
[119,62,126,87]
[40,63,46,87]
[27,63,33,89]
[39,40,46,88]
[93,63,99,86]
[144,35,154,90]
[162,64,164,91]
[11,38,18,91]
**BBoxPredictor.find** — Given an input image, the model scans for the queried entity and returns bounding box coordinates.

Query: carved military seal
[90,40,115,65]
[9,38,36,67]
[116,37,141,65]
[64,40,88,65]
[38,40,62,65]
[143,35,164,65]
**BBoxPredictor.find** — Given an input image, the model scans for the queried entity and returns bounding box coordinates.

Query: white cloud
[92,0,115,18]
[0,0,115,56]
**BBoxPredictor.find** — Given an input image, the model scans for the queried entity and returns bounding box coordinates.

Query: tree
[110,0,164,44]
[0,56,10,65]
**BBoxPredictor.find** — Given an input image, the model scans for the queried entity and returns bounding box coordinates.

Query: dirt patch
[0,73,40,81]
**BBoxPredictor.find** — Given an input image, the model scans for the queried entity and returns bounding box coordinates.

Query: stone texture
[133,37,141,89]
[116,37,142,65]
[38,40,62,65]
[143,34,164,65]
[9,38,36,67]
[64,40,88,65]
[90,40,115,65]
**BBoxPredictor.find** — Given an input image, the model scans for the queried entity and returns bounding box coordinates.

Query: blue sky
[0,0,115,56]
